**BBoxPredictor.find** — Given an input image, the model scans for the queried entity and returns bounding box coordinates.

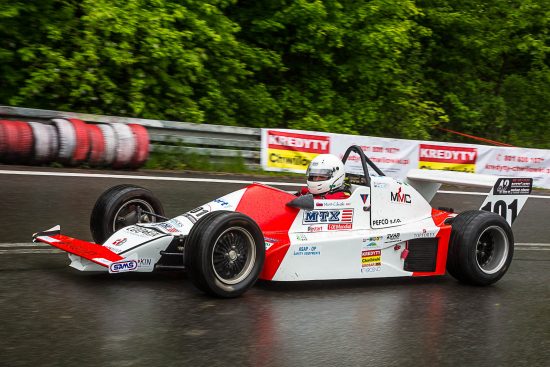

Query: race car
[33,146,533,297]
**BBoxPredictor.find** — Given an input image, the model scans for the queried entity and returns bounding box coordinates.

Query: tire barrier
[0,119,150,168]
[127,124,150,168]
[28,122,57,163]
[86,124,106,166]
[109,123,136,168]
[98,124,117,166]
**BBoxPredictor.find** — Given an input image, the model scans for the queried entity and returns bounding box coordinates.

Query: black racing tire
[185,211,265,298]
[90,184,165,244]
[447,210,514,286]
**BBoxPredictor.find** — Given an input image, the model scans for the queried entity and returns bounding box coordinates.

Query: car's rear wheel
[90,184,164,244]
[185,211,265,298]
[447,210,514,285]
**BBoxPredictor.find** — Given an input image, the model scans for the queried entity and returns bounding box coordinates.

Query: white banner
[261,128,550,189]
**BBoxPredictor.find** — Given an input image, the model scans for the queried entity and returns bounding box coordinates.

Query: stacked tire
[0,119,150,168]
[0,120,35,163]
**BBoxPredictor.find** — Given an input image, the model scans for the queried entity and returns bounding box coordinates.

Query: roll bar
[341,145,385,186]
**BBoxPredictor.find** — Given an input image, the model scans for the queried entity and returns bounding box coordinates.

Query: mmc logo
[303,209,353,224]
[109,260,138,273]
[390,187,411,204]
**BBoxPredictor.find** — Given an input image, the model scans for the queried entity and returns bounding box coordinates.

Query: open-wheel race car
[33,146,533,297]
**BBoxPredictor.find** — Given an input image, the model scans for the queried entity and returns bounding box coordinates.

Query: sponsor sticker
[362,241,378,248]
[414,229,438,238]
[293,246,321,256]
[361,249,381,267]
[327,223,353,230]
[390,187,411,204]
[361,267,381,273]
[111,238,127,246]
[213,198,231,208]
[267,130,330,171]
[169,218,185,228]
[360,194,369,204]
[493,178,532,195]
[265,237,279,250]
[314,200,351,207]
[307,225,323,232]
[125,226,161,238]
[189,206,210,218]
[155,222,179,233]
[296,234,308,241]
[419,144,477,173]
[372,218,401,226]
[109,260,138,273]
[303,209,353,224]
[386,233,401,242]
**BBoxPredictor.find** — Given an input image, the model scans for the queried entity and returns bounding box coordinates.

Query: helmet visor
[307,168,333,182]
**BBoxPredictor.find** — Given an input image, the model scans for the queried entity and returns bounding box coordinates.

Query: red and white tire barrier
[0,119,150,168]
[52,118,77,163]
[128,124,150,168]
[67,118,90,165]
[0,120,34,162]
[87,124,106,166]
[28,122,57,163]
[97,124,117,166]
[109,123,136,168]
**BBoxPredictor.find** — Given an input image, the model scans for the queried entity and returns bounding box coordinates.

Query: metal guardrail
[0,106,262,168]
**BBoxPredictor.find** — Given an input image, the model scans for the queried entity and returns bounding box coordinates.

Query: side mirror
[286,194,315,211]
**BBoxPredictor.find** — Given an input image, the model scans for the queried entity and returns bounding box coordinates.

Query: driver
[298,154,351,199]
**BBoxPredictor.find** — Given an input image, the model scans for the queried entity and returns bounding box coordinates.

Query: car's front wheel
[184,211,265,298]
[90,184,165,244]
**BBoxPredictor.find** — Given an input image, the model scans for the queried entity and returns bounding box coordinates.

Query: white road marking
[0,243,548,254]
[0,243,50,248]
[0,249,62,254]
[0,169,549,199]
[0,169,300,186]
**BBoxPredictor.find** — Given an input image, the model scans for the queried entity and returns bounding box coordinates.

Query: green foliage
[419,0,550,147]
[0,0,548,148]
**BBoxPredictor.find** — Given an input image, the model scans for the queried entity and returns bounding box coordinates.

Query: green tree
[0,0,281,125]
[419,0,550,148]
[229,0,446,139]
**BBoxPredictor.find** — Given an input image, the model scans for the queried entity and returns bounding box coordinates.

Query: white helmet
[306,154,345,195]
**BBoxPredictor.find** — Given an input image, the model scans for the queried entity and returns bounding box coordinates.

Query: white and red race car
[33,146,532,297]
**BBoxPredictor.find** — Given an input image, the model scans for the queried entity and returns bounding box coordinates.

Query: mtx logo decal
[303,209,353,224]
[109,260,138,273]
[390,187,411,204]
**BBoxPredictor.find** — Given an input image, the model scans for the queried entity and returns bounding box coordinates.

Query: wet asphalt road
[1,251,549,366]
[1,167,549,366]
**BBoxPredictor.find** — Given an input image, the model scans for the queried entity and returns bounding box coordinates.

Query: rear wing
[405,169,532,226]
